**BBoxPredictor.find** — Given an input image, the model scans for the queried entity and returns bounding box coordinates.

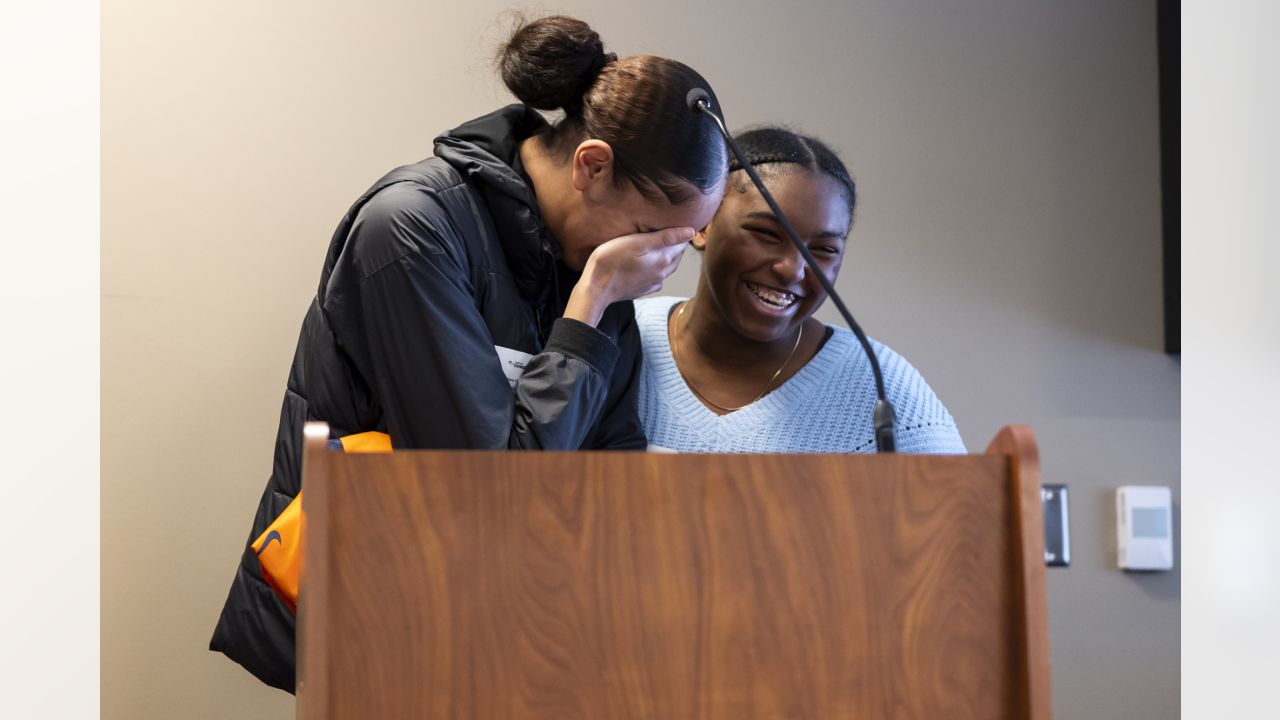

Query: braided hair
[728,127,856,221]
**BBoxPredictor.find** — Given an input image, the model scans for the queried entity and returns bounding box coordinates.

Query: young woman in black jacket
[211,15,729,692]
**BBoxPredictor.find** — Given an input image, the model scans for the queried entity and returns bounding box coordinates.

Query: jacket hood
[434,104,560,302]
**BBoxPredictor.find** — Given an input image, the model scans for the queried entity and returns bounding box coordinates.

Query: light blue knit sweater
[635,296,966,454]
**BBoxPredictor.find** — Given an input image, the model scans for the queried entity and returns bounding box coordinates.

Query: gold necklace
[672,299,803,413]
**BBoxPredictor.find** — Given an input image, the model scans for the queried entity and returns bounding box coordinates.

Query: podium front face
[297,437,1050,719]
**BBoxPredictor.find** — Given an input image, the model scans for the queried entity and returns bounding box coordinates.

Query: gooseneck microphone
[687,88,898,453]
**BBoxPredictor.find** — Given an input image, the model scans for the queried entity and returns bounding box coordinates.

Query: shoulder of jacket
[357,158,476,220]
[355,156,489,246]
[378,156,469,193]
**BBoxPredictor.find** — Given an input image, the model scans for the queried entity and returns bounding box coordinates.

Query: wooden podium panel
[298,425,1049,719]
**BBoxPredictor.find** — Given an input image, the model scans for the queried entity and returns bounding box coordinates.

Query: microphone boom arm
[691,93,898,453]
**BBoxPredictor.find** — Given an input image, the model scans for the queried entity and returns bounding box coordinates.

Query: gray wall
[102,1,1178,718]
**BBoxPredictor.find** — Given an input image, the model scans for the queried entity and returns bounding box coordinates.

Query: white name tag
[494,345,533,390]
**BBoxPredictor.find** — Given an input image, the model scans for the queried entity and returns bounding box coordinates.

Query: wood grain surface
[298,436,1047,719]
[987,426,1052,720]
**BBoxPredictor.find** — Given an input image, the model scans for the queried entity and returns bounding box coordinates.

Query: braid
[728,126,856,218]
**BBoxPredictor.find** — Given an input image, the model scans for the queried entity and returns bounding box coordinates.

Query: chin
[730,312,798,344]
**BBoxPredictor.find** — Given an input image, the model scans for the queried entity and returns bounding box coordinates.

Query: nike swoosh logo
[256,530,282,556]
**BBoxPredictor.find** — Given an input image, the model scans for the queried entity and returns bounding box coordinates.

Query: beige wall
[103,1,1177,718]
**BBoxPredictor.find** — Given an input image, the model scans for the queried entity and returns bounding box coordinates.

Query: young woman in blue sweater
[634,127,965,453]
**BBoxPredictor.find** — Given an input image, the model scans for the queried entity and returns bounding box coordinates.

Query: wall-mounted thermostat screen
[1131,507,1169,539]
[1117,486,1174,571]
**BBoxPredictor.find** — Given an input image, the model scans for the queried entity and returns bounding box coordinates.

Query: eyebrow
[744,211,847,241]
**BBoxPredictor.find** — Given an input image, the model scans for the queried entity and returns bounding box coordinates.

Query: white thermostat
[1116,486,1174,571]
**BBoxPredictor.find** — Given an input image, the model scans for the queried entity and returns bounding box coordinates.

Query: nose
[772,243,806,286]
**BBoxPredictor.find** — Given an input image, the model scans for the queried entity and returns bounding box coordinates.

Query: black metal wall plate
[1041,484,1071,567]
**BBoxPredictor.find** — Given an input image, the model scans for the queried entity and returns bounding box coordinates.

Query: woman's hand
[564,227,694,327]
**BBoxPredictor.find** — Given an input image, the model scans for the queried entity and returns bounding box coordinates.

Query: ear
[691,227,709,252]
[570,140,615,201]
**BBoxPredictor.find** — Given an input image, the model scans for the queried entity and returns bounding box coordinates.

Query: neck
[518,136,567,233]
[676,287,804,374]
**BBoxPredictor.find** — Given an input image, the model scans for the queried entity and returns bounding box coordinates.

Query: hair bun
[498,15,612,111]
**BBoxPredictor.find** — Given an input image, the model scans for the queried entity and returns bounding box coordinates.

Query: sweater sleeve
[325,182,616,450]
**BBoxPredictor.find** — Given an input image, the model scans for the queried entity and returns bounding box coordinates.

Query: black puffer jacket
[210,105,647,692]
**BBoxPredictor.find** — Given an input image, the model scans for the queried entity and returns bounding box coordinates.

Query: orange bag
[251,431,392,612]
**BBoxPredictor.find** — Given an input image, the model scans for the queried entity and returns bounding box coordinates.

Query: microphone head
[686,87,712,112]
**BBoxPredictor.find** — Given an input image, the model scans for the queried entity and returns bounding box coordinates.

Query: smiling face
[694,167,852,343]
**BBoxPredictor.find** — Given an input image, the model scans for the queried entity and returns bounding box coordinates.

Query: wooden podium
[296,423,1050,720]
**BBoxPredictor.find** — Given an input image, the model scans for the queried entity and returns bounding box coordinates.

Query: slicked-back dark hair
[498,15,728,204]
[729,126,857,220]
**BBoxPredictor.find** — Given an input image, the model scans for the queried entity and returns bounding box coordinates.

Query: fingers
[655,239,688,264]
[666,244,686,274]
[585,226,693,302]
[660,242,687,273]
[627,241,683,299]
[625,226,694,254]
[648,244,685,291]
[660,226,696,246]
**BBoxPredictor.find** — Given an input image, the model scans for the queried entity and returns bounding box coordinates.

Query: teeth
[746,281,796,308]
